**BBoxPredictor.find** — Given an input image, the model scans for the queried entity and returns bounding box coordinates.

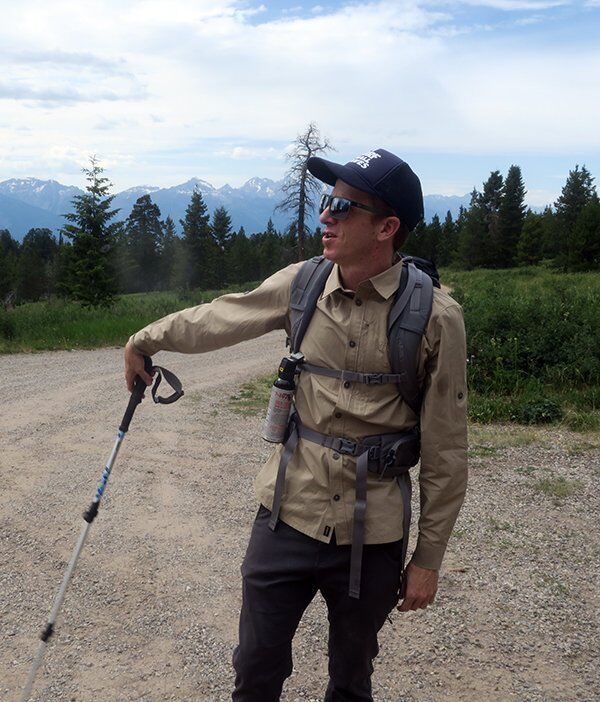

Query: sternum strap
[301,362,403,386]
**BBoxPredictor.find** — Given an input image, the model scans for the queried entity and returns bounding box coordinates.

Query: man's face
[320,180,382,267]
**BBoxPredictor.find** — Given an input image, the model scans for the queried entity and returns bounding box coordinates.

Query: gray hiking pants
[232,505,402,702]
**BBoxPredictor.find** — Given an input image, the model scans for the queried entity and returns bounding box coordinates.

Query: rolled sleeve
[411,302,468,570]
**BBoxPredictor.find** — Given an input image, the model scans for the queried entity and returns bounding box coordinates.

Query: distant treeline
[0,161,598,307]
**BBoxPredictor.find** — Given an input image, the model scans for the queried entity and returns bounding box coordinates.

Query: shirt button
[349,340,356,348]
[334,411,342,419]
[332,453,340,460]
[333,494,341,501]
[343,381,351,389]
[355,298,362,306]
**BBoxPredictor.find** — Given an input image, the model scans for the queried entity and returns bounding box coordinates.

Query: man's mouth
[323,230,336,239]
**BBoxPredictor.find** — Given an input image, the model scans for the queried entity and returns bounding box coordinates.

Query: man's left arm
[398,301,468,611]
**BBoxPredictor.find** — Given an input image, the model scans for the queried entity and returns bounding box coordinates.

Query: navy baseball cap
[307,148,424,231]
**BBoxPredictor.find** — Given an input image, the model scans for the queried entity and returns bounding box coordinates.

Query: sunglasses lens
[330,197,350,220]
[319,195,351,220]
[319,194,329,214]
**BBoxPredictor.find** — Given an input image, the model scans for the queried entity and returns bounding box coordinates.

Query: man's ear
[376,216,401,244]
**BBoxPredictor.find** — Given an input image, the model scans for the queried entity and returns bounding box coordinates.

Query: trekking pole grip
[119,355,153,433]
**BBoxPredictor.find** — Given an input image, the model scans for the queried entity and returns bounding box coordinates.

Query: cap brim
[307,157,380,198]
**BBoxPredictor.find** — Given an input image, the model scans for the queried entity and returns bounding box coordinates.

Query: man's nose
[319,206,334,224]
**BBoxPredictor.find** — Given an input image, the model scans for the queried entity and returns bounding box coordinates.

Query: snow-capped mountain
[0,175,471,241]
[0,178,83,216]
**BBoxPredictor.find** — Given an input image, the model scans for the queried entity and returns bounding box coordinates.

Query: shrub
[0,309,16,340]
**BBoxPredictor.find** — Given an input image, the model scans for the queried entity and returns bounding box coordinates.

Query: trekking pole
[20,356,184,702]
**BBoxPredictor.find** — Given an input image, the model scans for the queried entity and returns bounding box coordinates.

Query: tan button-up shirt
[131,260,468,570]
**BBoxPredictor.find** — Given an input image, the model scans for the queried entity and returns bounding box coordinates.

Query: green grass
[229,375,274,415]
[443,266,599,431]
[487,516,516,533]
[2,266,599,433]
[0,283,260,353]
[532,475,581,500]
[469,425,541,454]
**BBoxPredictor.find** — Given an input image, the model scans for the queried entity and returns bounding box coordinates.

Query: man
[124,149,468,702]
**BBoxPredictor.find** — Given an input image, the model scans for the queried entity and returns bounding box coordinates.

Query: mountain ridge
[0,176,471,241]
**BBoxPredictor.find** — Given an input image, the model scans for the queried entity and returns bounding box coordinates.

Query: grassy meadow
[0,283,259,353]
[1,267,598,431]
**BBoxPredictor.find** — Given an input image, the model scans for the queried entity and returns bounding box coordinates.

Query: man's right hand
[124,340,154,392]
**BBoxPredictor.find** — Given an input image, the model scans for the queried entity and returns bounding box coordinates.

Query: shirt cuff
[410,536,447,571]
[128,333,151,355]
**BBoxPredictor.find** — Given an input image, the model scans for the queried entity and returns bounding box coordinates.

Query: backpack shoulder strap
[388,260,434,415]
[289,256,334,352]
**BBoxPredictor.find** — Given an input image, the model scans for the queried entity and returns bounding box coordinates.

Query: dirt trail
[1,335,598,701]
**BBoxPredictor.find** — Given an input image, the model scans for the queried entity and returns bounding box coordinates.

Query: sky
[0,0,599,206]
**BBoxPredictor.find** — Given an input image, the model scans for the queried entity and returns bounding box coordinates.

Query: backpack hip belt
[268,412,418,599]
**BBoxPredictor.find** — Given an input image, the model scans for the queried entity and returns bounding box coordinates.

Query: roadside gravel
[1,334,598,701]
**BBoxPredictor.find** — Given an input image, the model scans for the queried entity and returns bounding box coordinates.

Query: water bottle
[262,352,304,443]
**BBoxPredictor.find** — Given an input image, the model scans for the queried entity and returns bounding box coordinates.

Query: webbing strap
[301,362,404,386]
[397,474,412,598]
[268,423,299,531]
[387,262,418,331]
[350,450,368,598]
[151,365,185,405]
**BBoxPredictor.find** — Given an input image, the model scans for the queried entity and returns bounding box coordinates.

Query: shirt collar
[322,259,403,301]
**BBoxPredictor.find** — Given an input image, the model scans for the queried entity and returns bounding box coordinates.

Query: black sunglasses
[319,193,392,221]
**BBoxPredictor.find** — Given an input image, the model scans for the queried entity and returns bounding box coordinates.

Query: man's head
[307,149,423,266]
[307,149,423,235]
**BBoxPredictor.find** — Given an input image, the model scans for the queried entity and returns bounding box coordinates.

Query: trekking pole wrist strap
[150,364,185,404]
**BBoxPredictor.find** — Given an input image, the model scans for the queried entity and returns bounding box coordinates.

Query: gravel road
[1,335,598,701]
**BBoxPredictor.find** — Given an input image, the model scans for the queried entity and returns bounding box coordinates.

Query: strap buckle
[365,373,384,385]
[334,438,359,456]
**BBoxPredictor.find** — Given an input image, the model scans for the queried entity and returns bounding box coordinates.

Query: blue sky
[0,0,598,206]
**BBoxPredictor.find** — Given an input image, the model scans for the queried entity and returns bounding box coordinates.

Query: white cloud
[0,0,597,191]
[219,146,282,159]
[427,0,569,9]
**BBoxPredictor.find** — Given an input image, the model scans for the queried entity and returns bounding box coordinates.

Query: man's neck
[338,254,396,292]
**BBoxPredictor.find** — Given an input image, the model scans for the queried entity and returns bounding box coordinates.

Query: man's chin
[321,240,341,263]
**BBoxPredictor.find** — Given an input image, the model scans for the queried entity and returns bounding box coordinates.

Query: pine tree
[481,170,504,267]
[159,216,178,289]
[61,157,120,306]
[211,206,233,286]
[437,211,458,266]
[257,219,283,278]
[457,190,486,269]
[498,165,526,267]
[516,210,544,266]
[227,226,259,284]
[0,229,19,301]
[402,219,428,258]
[305,226,324,258]
[282,221,298,266]
[16,228,58,301]
[554,164,596,266]
[540,206,559,260]
[275,122,333,260]
[567,196,600,270]
[180,188,216,289]
[124,194,163,292]
[426,214,442,262]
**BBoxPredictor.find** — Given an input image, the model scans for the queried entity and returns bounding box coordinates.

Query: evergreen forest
[1,162,598,307]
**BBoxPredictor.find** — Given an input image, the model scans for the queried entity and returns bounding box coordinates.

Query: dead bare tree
[275,122,334,260]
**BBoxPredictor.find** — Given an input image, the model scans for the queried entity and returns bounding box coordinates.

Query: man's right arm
[124,263,301,389]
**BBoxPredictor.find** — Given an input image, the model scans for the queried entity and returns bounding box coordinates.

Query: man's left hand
[397,561,438,612]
